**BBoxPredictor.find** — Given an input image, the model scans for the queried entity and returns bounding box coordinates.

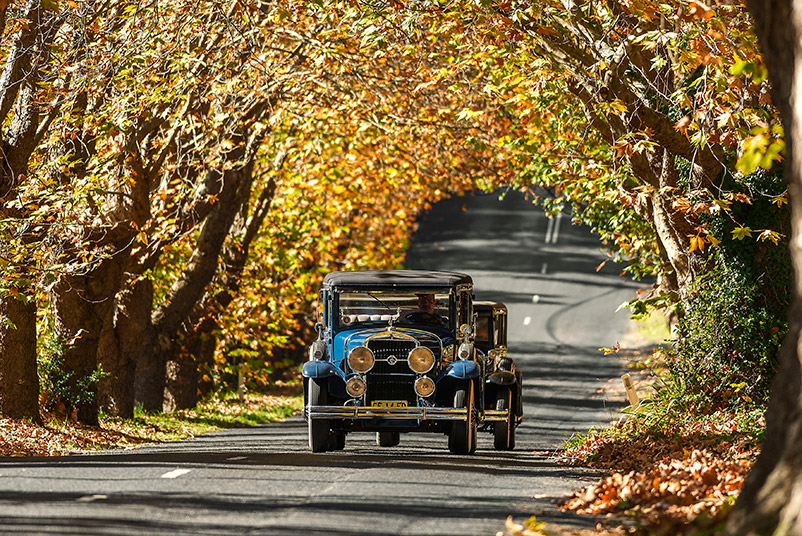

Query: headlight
[308,340,325,361]
[414,376,435,397]
[457,342,473,360]
[407,346,435,374]
[348,346,375,373]
[346,376,367,397]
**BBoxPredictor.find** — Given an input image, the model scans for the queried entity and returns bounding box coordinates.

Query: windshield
[336,290,452,330]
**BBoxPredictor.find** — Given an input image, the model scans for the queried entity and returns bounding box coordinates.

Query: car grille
[365,338,416,405]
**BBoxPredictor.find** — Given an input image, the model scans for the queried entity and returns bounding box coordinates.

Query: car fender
[487,370,516,386]
[438,360,481,382]
[302,360,344,380]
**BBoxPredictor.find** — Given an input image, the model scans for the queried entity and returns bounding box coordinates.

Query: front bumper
[482,409,509,421]
[305,405,511,421]
[306,405,468,420]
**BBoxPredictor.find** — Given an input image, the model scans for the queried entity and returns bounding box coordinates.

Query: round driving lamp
[407,346,435,374]
[457,342,473,360]
[414,376,435,397]
[348,346,375,373]
[346,376,367,397]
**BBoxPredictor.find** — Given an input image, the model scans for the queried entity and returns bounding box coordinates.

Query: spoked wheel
[494,388,515,451]
[377,431,401,447]
[448,382,477,455]
[308,378,331,452]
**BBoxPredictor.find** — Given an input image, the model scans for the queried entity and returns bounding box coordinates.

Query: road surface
[0,190,644,535]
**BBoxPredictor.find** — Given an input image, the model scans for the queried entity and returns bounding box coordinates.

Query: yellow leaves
[758,229,783,245]
[737,127,785,175]
[772,193,788,207]
[500,515,551,536]
[600,342,621,356]
[607,99,628,117]
[731,226,752,240]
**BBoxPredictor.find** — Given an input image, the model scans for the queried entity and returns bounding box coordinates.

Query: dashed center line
[76,494,107,502]
[160,468,192,479]
[227,456,248,461]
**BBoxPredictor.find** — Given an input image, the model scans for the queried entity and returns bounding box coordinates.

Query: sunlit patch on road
[160,468,192,479]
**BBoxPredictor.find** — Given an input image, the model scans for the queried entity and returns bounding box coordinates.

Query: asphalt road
[0,190,644,535]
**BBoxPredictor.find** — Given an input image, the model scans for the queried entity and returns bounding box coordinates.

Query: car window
[475,315,491,344]
[337,291,451,328]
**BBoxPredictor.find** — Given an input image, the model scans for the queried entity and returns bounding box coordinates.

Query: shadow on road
[0,189,644,535]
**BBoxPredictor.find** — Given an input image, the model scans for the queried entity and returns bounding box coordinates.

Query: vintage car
[474,301,523,450]
[303,269,518,454]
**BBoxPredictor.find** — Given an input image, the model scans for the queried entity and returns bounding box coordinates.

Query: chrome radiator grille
[365,338,416,404]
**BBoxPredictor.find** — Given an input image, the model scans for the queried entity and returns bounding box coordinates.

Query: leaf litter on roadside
[561,449,752,534]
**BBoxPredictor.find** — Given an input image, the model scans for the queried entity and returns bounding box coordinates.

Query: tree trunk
[153,155,256,411]
[98,275,153,418]
[163,347,199,413]
[132,293,164,412]
[727,1,802,534]
[0,292,40,423]
[51,257,126,425]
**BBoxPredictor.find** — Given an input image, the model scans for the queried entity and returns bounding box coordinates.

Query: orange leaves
[689,234,705,253]
[688,1,713,21]
[611,139,634,158]
[674,115,691,133]
[563,449,752,529]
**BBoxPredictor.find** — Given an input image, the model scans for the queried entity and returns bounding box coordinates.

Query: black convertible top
[323,270,472,289]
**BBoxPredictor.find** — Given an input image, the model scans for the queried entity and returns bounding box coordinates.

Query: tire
[331,431,346,451]
[494,388,515,451]
[448,382,477,455]
[308,378,331,453]
[377,431,400,447]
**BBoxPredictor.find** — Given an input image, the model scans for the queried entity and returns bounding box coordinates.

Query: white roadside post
[621,373,640,408]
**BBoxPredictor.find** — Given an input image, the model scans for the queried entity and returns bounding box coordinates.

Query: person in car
[405,293,445,325]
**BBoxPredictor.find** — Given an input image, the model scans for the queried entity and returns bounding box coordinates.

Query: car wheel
[308,378,331,453]
[448,382,476,455]
[494,388,515,451]
[331,431,346,451]
[377,431,400,447]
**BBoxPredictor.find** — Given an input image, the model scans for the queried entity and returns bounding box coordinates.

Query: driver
[405,293,444,325]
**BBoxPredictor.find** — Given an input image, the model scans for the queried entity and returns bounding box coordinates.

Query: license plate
[371,400,408,408]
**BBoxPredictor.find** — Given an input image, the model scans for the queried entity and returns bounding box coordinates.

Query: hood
[331,326,453,368]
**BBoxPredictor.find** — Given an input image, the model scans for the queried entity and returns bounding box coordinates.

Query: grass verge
[0,392,303,456]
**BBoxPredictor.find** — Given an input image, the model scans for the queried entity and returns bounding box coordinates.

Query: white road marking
[76,494,107,502]
[523,316,531,326]
[227,456,248,461]
[160,468,192,479]
[540,263,548,274]
[544,212,564,244]
[544,217,555,243]
[552,212,563,243]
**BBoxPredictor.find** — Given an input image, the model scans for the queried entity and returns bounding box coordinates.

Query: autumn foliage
[0,0,790,461]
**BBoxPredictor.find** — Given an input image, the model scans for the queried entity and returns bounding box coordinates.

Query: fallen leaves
[0,393,301,456]
[0,415,147,457]
[562,449,751,533]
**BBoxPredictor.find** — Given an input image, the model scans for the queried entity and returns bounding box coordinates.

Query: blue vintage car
[303,270,521,454]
